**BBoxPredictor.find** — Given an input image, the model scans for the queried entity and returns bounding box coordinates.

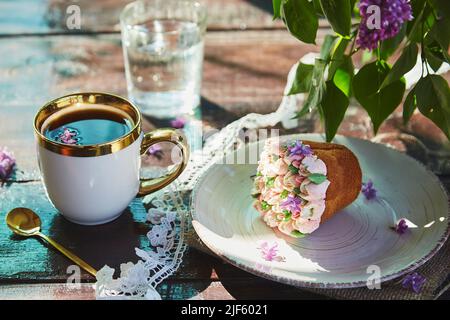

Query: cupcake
[252,139,362,237]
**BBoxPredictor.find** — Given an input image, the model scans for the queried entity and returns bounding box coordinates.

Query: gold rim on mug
[34,92,142,157]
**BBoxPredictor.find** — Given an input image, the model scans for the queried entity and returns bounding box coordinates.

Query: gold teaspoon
[6,207,97,277]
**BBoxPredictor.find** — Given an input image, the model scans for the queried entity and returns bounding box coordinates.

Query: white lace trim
[95,62,301,299]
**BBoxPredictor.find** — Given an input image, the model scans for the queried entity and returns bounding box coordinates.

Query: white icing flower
[294,218,321,234]
[303,179,330,201]
[263,210,279,227]
[302,155,327,175]
[299,200,326,220]
[278,220,295,235]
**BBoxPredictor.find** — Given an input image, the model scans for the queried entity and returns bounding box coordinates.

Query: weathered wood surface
[0,0,284,35]
[0,0,449,300]
[0,278,330,300]
[0,0,342,35]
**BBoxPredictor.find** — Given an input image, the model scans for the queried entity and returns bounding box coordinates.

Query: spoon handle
[37,232,97,277]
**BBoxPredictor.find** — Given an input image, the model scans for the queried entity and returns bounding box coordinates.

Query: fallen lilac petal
[361,180,377,200]
[0,147,16,180]
[395,218,408,234]
[170,117,186,129]
[402,272,426,293]
[147,144,163,158]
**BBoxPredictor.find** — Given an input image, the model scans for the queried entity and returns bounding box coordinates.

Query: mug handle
[138,128,190,197]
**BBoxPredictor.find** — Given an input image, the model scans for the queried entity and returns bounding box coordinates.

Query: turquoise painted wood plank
[0,181,150,281]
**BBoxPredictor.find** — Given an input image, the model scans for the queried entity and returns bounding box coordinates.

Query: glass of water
[120,0,207,118]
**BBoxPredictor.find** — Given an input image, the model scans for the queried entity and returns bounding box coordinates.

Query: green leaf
[379,24,407,60]
[320,34,337,62]
[288,63,314,95]
[288,164,299,174]
[415,75,450,139]
[381,43,418,89]
[312,0,324,15]
[266,177,275,188]
[424,36,449,72]
[321,81,349,142]
[261,201,271,211]
[425,46,444,72]
[403,88,417,124]
[432,0,450,17]
[273,0,282,19]
[291,230,307,238]
[295,59,327,118]
[429,16,450,50]
[281,0,319,44]
[308,173,327,184]
[353,61,406,133]
[332,55,353,97]
[407,2,434,43]
[319,0,351,36]
[283,211,292,221]
[328,37,350,79]
[280,190,289,199]
[293,187,301,194]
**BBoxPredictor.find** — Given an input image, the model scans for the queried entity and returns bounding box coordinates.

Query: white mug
[34,92,189,225]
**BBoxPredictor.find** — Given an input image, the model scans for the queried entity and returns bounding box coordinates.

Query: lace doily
[94,60,303,299]
[95,53,445,299]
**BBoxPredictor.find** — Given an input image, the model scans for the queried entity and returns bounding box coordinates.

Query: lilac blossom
[287,140,312,158]
[0,147,15,181]
[395,218,409,234]
[257,241,285,262]
[361,180,377,200]
[147,144,163,159]
[57,128,78,145]
[170,117,186,129]
[280,194,302,215]
[402,272,426,293]
[357,0,413,50]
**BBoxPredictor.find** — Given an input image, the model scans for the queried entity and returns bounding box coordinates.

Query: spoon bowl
[6,207,42,236]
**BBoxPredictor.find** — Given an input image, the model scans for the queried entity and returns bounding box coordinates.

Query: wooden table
[0,0,449,300]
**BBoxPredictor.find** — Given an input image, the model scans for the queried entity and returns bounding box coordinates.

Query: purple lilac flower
[361,180,377,200]
[395,218,408,234]
[357,0,413,50]
[280,194,302,215]
[258,241,285,262]
[288,140,312,158]
[402,272,426,293]
[0,147,16,181]
[58,128,78,145]
[147,144,163,159]
[170,117,186,129]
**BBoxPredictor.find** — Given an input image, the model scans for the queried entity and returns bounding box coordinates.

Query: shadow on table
[245,0,273,14]
[48,205,148,279]
[139,96,239,130]
[205,252,328,300]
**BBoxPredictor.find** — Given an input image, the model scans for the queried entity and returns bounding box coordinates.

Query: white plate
[191,134,449,288]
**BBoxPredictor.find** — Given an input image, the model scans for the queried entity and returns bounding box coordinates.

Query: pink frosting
[254,139,330,236]
[294,218,321,234]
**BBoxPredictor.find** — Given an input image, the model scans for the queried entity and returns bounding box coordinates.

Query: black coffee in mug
[43,103,133,145]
